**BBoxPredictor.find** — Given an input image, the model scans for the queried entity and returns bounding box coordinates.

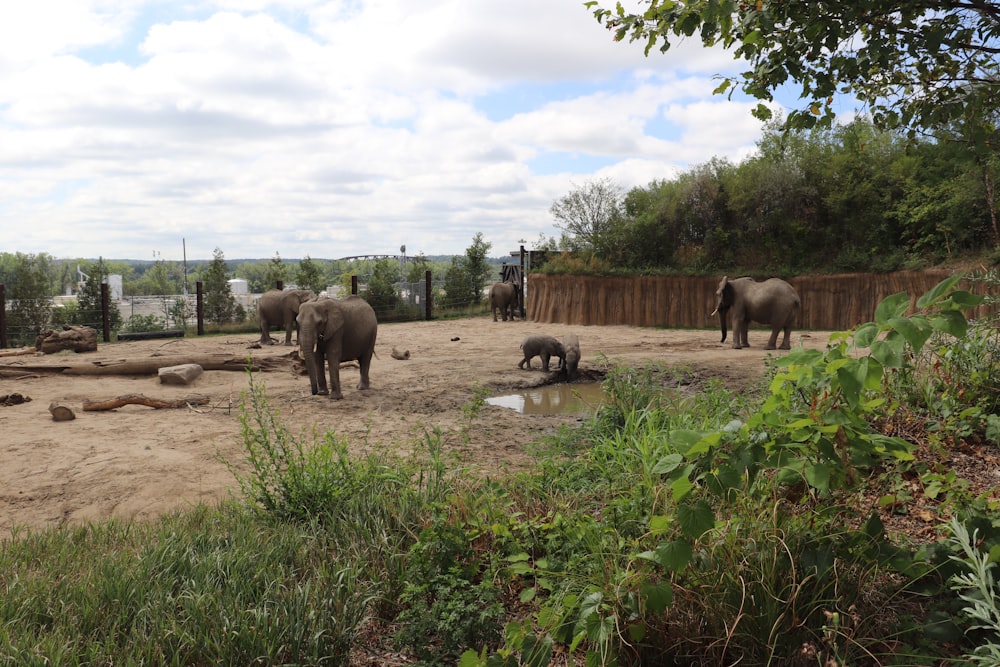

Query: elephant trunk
[299,323,322,395]
[718,307,728,344]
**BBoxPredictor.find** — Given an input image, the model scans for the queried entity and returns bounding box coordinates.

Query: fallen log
[117,330,185,341]
[0,352,293,376]
[49,402,76,421]
[82,393,211,411]
[36,325,98,354]
[0,347,36,358]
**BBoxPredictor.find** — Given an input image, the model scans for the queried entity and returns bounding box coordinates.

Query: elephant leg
[540,352,550,371]
[284,322,295,346]
[765,328,780,350]
[779,326,792,350]
[492,306,498,322]
[315,348,330,395]
[731,321,744,349]
[321,345,343,399]
[357,350,373,390]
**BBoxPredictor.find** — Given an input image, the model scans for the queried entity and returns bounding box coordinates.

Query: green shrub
[395,514,504,665]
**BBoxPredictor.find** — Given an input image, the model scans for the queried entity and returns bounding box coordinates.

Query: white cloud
[0,0,777,261]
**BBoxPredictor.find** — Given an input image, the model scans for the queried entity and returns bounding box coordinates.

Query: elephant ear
[324,304,348,337]
[720,281,735,309]
[715,276,732,306]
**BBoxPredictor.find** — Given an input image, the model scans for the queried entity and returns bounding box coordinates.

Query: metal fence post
[351,275,358,295]
[0,284,6,349]
[196,281,204,335]
[425,270,433,320]
[101,283,111,342]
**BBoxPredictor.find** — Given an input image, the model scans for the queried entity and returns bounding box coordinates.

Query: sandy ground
[0,318,834,535]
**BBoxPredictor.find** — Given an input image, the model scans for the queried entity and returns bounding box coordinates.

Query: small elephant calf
[519,334,565,371]
[561,333,580,379]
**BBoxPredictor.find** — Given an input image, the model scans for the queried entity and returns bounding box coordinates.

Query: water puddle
[486,382,606,416]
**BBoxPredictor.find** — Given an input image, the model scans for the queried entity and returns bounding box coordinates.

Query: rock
[157,363,204,386]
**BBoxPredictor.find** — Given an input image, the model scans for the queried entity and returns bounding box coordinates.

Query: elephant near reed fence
[518,334,565,371]
[711,276,800,350]
[296,296,378,399]
[489,281,519,321]
[257,288,316,346]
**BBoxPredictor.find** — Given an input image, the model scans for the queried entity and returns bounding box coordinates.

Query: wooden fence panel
[527,271,999,330]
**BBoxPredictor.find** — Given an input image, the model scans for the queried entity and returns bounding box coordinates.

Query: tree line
[547,119,1000,276]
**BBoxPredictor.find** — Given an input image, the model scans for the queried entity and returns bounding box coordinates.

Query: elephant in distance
[489,281,519,321]
[711,276,800,350]
[296,296,378,399]
[257,288,316,346]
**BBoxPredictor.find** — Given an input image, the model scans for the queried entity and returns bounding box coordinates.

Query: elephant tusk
[710,307,719,317]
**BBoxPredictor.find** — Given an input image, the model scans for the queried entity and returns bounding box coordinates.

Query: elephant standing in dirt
[560,334,580,380]
[257,288,316,346]
[296,296,378,399]
[711,276,800,350]
[489,281,519,322]
[519,334,565,371]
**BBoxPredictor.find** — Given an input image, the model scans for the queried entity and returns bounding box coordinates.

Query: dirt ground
[0,319,835,536]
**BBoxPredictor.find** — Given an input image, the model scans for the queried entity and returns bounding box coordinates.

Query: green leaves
[589,1,1000,152]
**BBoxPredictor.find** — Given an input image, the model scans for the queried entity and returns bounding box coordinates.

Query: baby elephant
[561,333,580,379]
[519,334,565,371]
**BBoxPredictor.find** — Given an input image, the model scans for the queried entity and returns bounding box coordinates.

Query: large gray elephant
[296,296,378,399]
[257,288,316,346]
[711,276,800,350]
[489,281,519,321]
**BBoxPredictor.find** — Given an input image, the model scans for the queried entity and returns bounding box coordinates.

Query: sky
[0,1,799,262]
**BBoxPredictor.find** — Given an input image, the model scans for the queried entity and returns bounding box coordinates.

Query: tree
[463,232,493,302]
[442,233,494,308]
[131,255,181,295]
[295,255,324,294]
[203,248,240,324]
[364,259,402,314]
[7,253,54,345]
[550,177,625,257]
[76,258,123,336]
[587,1,1000,145]
[263,252,287,290]
[405,253,431,283]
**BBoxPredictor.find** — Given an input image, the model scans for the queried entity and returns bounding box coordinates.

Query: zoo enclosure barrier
[526,270,1000,330]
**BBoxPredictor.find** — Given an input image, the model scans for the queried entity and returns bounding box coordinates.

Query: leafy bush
[123,313,166,333]
[394,514,505,665]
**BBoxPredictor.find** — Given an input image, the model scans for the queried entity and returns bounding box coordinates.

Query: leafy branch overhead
[586,1,1000,146]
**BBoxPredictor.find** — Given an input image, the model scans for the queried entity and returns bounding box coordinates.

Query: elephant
[489,281,519,321]
[711,276,801,350]
[257,288,316,346]
[296,296,378,399]
[518,334,565,371]
[560,333,580,380]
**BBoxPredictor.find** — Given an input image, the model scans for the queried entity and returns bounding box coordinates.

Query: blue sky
[0,0,788,261]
